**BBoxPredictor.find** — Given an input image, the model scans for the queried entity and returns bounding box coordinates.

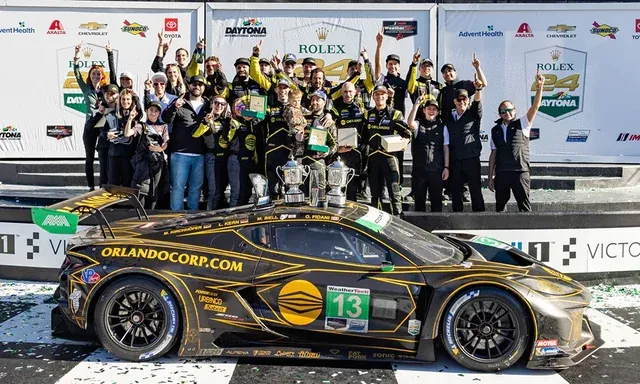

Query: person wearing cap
[298,57,332,88]
[162,74,210,211]
[363,85,412,216]
[144,72,178,115]
[259,57,277,85]
[193,95,232,210]
[290,90,337,196]
[114,71,144,116]
[219,56,265,107]
[442,78,485,212]
[202,56,229,100]
[151,33,202,83]
[128,101,170,209]
[407,95,450,212]
[489,70,544,212]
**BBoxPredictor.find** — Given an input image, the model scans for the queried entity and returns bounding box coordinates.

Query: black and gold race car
[49,185,603,372]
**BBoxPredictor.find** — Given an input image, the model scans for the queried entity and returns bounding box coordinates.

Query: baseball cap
[386,54,401,64]
[372,85,388,94]
[348,60,359,68]
[276,78,290,88]
[420,58,434,67]
[283,53,297,63]
[190,74,207,85]
[441,63,456,73]
[310,90,327,101]
[147,101,162,111]
[151,72,168,83]
[422,99,439,109]
[259,57,270,65]
[302,57,316,66]
[234,57,250,66]
[455,89,469,99]
[103,84,119,94]
[119,71,133,80]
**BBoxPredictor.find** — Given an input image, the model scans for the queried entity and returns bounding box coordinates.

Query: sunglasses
[153,82,165,86]
[213,100,227,106]
[205,64,216,69]
[500,108,515,114]
[456,97,467,102]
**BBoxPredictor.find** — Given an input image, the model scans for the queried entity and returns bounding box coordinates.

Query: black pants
[495,171,531,212]
[395,151,405,186]
[228,155,254,207]
[451,157,485,212]
[266,148,289,200]
[368,154,402,216]
[83,128,109,189]
[108,155,133,187]
[413,168,444,212]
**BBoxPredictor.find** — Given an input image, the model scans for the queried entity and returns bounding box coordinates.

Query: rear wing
[34,185,148,238]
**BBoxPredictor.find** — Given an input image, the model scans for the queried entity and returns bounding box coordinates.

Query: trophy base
[284,192,305,204]
[327,194,346,208]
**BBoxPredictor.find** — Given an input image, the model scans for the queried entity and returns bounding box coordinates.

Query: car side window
[274,223,389,265]
[238,225,270,247]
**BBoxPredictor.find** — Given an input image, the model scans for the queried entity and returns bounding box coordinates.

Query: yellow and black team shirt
[226,118,258,163]
[380,63,417,115]
[363,106,412,157]
[263,101,289,152]
[193,116,231,159]
[330,98,367,154]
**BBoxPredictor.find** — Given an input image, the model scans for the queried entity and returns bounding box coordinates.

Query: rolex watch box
[307,126,329,153]
[381,135,409,152]
[338,128,358,147]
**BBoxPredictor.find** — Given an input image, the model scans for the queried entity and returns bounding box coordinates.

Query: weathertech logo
[591,21,618,39]
[42,215,71,226]
[47,20,65,35]
[515,23,534,38]
[617,133,640,142]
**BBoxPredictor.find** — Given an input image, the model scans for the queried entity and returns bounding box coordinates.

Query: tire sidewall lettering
[445,289,480,353]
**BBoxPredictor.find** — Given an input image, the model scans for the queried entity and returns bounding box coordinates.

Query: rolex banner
[207,3,435,91]
[439,3,640,163]
[0,1,201,158]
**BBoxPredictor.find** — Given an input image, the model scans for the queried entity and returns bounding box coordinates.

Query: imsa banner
[207,3,436,88]
[438,3,640,163]
[0,1,202,158]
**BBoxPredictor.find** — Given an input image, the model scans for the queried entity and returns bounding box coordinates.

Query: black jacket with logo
[363,106,411,156]
[414,118,446,173]
[491,117,530,173]
[162,96,210,155]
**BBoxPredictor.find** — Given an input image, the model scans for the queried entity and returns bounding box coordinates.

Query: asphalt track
[2,280,640,384]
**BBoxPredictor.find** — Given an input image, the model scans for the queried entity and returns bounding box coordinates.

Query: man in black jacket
[162,74,210,211]
[488,69,544,212]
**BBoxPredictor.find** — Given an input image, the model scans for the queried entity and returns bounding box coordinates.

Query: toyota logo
[166,20,177,30]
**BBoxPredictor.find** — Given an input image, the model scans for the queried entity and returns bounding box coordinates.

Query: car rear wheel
[441,287,530,372]
[94,277,180,362]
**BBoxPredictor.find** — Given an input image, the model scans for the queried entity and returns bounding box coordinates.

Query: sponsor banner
[0,3,200,158]
[439,4,640,163]
[208,4,434,89]
[436,227,640,274]
[0,222,90,269]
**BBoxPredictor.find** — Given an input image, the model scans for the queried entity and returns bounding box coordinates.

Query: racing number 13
[326,286,370,321]
[332,294,362,318]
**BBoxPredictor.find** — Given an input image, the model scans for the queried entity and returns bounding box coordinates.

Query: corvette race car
[49,183,603,372]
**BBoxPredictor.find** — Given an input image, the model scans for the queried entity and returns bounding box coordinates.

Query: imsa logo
[42,215,70,227]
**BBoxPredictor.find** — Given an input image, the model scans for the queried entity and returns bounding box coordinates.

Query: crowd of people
[75,30,544,215]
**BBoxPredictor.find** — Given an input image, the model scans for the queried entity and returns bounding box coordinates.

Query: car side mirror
[381,260,395,272]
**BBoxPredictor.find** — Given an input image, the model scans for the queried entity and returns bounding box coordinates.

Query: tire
[93,276,180,362]
[441,287,530,372]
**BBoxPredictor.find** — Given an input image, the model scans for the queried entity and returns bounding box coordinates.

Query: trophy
[308,168,327,208]
[326,157,355,208]
[249,173,270,206]
[276,156,310,204]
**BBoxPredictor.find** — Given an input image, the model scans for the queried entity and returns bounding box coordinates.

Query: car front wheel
[94,276,180,361]
[441,287,530,372]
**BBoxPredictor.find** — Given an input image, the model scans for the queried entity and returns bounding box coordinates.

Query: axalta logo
[515,23,534,38]
[0,21,35,34]
[459,25,504,38]
[122,20,149,37]
[547,24,576,39]
[616,133,640,142]
[225,18,267,37]
[164,18,181,38]
[41,215,70,226]
[79,22,107,36]
[525,45,586,121]
[0,126,21,140]
[47,20,66,35]
[590,21,618,39]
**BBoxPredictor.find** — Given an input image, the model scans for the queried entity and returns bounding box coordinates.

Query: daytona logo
[42,215,70,226]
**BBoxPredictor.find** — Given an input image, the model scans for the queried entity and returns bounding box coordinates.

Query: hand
[356,62,363,74]
[129,106,138,121]
[442,168,449,181]
[319,113,333,126]
[97,100,105,114]
[196,36,205,51]
[253,39,262,56]
[271,51,281,69]
[376,29,384,46]
[489,176,495,192]
[144,73,152,91]
[157,31,163,45]
[107,132,117,140]
[360,47,369,61]
[472,52,481,68]
[413,47,421,64]
[175,94,186,108]
[416,93,427,106]
[473,73,484,90]
[338,146,352,153]
[534,68,544,89]
[387,87,395,99]
[105,41,112,53]
[149,144,163,153]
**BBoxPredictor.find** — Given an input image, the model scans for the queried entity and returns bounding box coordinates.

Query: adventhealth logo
[459,25,504,38]
[0,21,36,34]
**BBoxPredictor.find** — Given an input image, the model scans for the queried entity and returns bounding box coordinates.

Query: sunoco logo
[225,18,266,37]
[525,45,587,122]
[122,20,149,37]
[0,126,21,140]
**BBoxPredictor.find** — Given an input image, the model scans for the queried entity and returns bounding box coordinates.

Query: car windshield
[353,205,463,265]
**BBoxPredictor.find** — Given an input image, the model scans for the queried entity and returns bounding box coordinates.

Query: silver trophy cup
[276,157,310,204]
[327,157,355,207]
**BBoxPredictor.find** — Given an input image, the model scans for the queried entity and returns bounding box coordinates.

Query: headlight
[514,277,580,296]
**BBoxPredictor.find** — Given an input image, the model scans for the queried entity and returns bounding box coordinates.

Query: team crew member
[489,70,544,212]
[227,97,259,207]
[363,85,412,216]
[330,82,367,202]
[262,79,292,199]
[193,95,231,210]
[442,79,485,212]
[128,101,170,209]
[407,96,450,212]
[162,74,210,211]
[374,31,418,116]
[105,90,141,187]
[202,56,229,99]
[298,57,333,88]
[219,56,265,106]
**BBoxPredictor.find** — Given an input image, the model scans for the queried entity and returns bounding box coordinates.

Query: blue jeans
[170,153,204,211]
